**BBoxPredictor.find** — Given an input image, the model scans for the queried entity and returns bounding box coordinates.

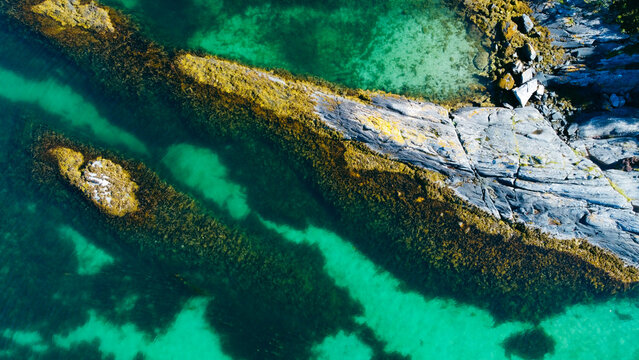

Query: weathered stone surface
[572,137,639,166]
[513,79,539,106]
[519,68,535,84]
[499,73,515,90]
[50,147,139,216]
[316,96,639,265]
[500,20,519,41]
[32,0,114,32]
[520,14,535,34]
[605,170,639,207]
[568,108,639,139]
[520,43,537,62]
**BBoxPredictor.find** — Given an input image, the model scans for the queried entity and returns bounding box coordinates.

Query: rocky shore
[4,0,639,320]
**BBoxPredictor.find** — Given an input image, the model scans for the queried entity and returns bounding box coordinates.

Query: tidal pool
[1,4,639,360]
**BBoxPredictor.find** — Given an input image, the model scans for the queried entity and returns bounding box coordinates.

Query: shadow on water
[503,328,556,360]
[0,109,196,357]
[1,3,623,328]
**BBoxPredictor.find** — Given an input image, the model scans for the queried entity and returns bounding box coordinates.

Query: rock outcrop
[316,92,639,265]
[49,147,139,216]
[32,0,115,32]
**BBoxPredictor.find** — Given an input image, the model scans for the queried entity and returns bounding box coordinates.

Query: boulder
[519,14,535,34]
[499,20,519,41]
[513,79,539,106]
[498,73,516,90]
[519,67,535,84]
[49,147,139,216]
[520,43,537,62]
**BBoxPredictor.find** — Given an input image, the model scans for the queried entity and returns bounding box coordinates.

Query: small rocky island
[49,147,139,216]
[4,0,639,319]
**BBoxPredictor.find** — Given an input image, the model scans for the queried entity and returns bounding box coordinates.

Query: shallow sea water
[1,2,639,360]
[104,0,486,100]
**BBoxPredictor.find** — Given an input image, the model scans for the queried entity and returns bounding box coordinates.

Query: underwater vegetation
[30,129,362,359]
[4,0,638,325]
[503,328,556,360]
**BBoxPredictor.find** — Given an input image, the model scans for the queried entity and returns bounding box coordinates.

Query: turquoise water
[1,6,639,360]
[104,0,486,100]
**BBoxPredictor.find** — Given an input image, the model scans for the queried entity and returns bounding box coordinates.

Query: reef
[49,147,139,216]
[5,0,639,321]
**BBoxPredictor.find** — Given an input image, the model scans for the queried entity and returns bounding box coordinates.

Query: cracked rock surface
[316,94,639,265]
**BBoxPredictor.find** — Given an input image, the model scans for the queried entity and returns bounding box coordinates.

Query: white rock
[520,68,535,84]
[513,79,539,106]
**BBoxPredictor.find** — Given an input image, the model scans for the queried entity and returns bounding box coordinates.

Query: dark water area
[1,3,639,360]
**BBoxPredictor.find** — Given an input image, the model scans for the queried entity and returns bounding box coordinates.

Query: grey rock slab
[520,68,535,84]
[314,92,639,264]
[572,137,639,166]
[569,108,639,139]
[605,169,639,204]
[520,43,537,62]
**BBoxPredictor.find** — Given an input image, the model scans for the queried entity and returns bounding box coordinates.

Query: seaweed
[5,0,639,325]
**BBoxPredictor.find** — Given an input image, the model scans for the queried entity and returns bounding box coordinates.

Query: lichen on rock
[49,147,138,216]
[176,53,314,120]
[32,0,115,33]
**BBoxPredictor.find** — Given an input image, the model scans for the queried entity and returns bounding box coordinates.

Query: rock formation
[32,0,114,32]
[49,147,139,216]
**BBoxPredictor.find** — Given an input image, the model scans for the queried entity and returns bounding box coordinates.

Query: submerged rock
[473,51,490,71]
[49,147,139,216]
[32,0,114,32]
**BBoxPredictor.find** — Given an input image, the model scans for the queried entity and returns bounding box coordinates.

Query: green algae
[32,131,359,358]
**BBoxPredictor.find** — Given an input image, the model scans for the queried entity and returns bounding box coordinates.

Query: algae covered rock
[49,147,139,216]
[32,0,115,32]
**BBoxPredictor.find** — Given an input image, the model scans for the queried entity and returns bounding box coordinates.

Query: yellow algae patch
[176,53,314,120]
[359,115,406,144]
[32,0,115,33]
[49,147,139,216]
[343,144,413,175]
[50,147,84,183]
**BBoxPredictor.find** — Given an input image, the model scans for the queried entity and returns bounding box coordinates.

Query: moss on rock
[49,147,139,216]
[32,0,114,32]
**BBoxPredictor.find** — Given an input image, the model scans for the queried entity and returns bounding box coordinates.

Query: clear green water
[103,0,486,100]
[1,6,639,360]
